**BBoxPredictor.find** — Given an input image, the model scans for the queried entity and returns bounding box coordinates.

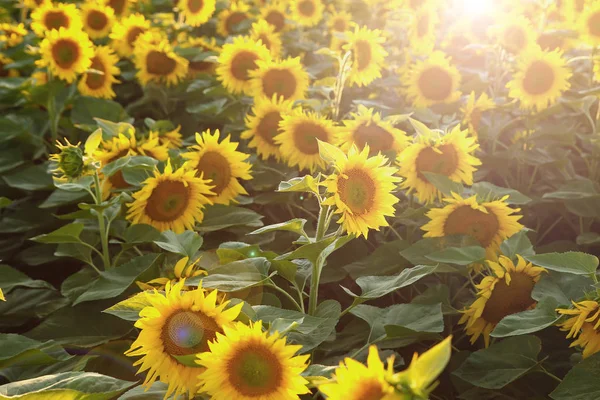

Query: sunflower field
[2,0,600,398]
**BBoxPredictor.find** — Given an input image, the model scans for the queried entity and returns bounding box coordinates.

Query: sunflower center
[588,12,600,38]
[108,150,131,189]
[503,26,526,52]
[355,40,372,72]
[145,180,191,222]
[85,56,107,90]
[266,10,285,32]
[126,26,145,47]
[332,18,346,32]
[443,205,500,247]
[338,168,376,215]
[162,310,221,356]
[292,122,329,155]
[418,66,453,102]
[481,272,536,324]
[230,51,259,81]
[227,343,283,396]
[108,0,126,16]
[226,12,248,34]
[256,111,282,145]
[522,60,554,95]
[416,144,459,180]
[196,151,231,195]
[417,14,429,37]
[87,10,108,30]
[298,0,315,16]
[353,123,394,154]
[258,34,271,50]
[262,69,297,100]
[51,39,80,69]
[356,379,387,400]
[469,108,483,132]
[537,33,564,51]
[0,61,8,78]
[190,60,213,73]
[146,51,177,76]
[187,0,204,13]
[44,10,69,30]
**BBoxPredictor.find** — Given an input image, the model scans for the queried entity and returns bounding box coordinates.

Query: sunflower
[133,35,189,86]
[328,7,352,33]
[49,138,94,182]
[250,20,283,58]
[323,145,400,238]
[182,130,252,205]
[318,345,399,400]
[81,3,115,39]
[127,160,214,232]
[404,51,462,108]
[31,2,82,37]
[31,71,48,85]
[459,255,546,347]
[137,132,170,161]
[260,1,288,33]
[337,105,409,156]
[178,0,216,27]
[0,23,27,48]
[408,7,438,54]
[290,0,324,27]
[242,95,293,161]
[0,54,18,77]
[109,13,150,57]
[557,300,600,359]
[197,321,310,400]
[397,125,480,204]
[0,289,4,301]
[78,46,121,99]
[460,92,495,137]
[249,57,309,101]
[217,2,251,37]
[343,26,388,87]
[579,4,600,46]
[506,46,572,112]
[36,28,93,83]
[125,280,242,399]
[150,122,184,149]
[422,193,524,260]
[275,109,336,173]
[104,0,136,17]
[21,0,49,9]
[216,36,271,95]
[182,36,220,77]
[137,256,207,291]
[491,15,537,55]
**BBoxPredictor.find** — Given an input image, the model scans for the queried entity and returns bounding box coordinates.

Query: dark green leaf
[31,223,84,244]
[154,230,203,258]
[471,182,532,205]
[500,231,535,259]
[490,298,561,338]
[422,172,464,197]
[525,252,599,275]
[197,205,263,232]
[103,292,153,322]
[249,218,308,238]
[550,353,600,400]
[3,164,53,191]
[0,265,54,293]
[425,246,486,265]
[188,258,271,292]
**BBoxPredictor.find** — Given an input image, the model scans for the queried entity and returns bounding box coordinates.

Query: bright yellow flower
[216,36,271,95]
[217,1,252,37]
[81,2,115,39]
[260,1,288,33]
[104,0,137,17]
[404,51,461,108]
[460,92,495,137]
[133,34,189,86]
[0,23,27,48]
[36,28,93,83]
[137,256,207,291]
[343,26,388,87]
[78,46,121,99]
[408,7,438,54]
[490,15,537,55]
[0,54,18,77]
[250,20,283,58]
[290,0,324,27]
[178,0,216,26]
[180,36,220,77]
[557,300,600,359]
[31,2,82,37]
[109,13,150,57]
[579,3,600,46]
[250,57,309,101]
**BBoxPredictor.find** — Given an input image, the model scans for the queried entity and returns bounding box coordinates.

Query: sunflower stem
[308,204,330,315]
[93,170,111,270]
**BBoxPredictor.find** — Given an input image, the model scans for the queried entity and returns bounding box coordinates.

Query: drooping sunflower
[137,256,207,291]
[323,145,400,238]
[290,0,324,27]
[150,121,184,149]
[104,0,136,17]
[318,345,399,400]
[125,281,242,399]
[181,36,220,77]
[557,300,600,359]
[216,36,271,95]
[133,35,189,86]
[217,2,251,37]
[109,13,150,57]
[579,3,600,46]
[183,130,252,205]
[422,194,524,259]
[459,255,546,347]
[337,105,409,156]
[506,46,572,112]
[81,3,115,39]
[275,109,336,172]
[260,1,288,33]
[196,321,310,400]
[404,51,462,108]
[31,2,82,37]
[408,7,438,54]
[460,92,495,137]
[343,26,388,87]
[127,161,214,232]
[36,28,94,83]
[0,23,28,48]
[178,0,216,27]
[250,20,283,58]
[78,46,121,99]
[0,54,18,77]
[397,125,480,204]
[249,57,309,101]
[94,128,139,194]
[136,132,170,161]
[242,95,293,161]
[328,8,352,50]
[491,15,537,55]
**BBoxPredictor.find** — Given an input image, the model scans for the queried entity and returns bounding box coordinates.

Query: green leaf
[103,292,153,322]
[500,231,535,259]
[0,197,12,209]
[471,182,532,205]
[524,252,599,275]
[0,265,54,293]
[345,239,410,279]
[409,117,432,137]
[277,175,320,195]
[550,353,600,400]
[453,335,541,389]
[40,188,90,209]
[154,230,203,258]
[490,298,561,338]
[31,223,84,244]
[188,258,271,292]
[197,205,264,232]
[249,218,308,238]
[70,97,129,127]
[342,265,437,300]
[118,382,169,400]
[315,235,354,278]
[124,224,162,244]
[0,334,71,369]
[425,246,486,265]
[74,254,163,305]
[0,372,135,399]
[422,172,464,197]
[3,164,53,191]
[55,243,94,267]
[318,139,346,164]
[577,232,600,246]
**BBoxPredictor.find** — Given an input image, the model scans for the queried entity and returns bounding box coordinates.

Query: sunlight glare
[459,0,494,16]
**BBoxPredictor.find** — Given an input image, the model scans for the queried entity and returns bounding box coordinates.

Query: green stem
[315,205,329,242]
[308,205,330,315]
[93,171,111,270]
[268,283,303,313]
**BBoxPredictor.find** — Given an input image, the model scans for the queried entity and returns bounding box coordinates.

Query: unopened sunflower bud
[50,139,89,181]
